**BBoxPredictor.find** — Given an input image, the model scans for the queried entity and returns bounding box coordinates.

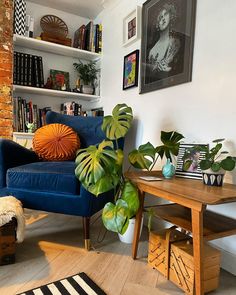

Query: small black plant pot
[202,170,225,186]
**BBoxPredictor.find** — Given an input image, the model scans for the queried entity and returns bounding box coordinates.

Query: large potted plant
[183,139,236,186]
[75,104,184,241]
[73,60,99,94]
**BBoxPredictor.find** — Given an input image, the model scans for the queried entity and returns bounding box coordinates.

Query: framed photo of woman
[140,0,197,94]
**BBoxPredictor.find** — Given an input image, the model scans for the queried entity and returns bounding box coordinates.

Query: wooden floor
[0,210,236,295]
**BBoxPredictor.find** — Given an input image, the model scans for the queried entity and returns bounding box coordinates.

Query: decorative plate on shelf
[40,15,68,39]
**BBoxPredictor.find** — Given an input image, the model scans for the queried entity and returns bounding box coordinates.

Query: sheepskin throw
[0,196,25,243]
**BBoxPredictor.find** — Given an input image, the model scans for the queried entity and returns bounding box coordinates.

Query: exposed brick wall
[0,0,13,139]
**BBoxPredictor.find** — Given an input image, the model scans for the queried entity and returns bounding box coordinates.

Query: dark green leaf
[212,138,225,143]
[211,162,221,172]
[121,180,139,218]
[128,142,156,170]
[221,157,236,171]
[200,160,212,170]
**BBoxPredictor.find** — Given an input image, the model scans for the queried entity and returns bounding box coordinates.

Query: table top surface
[125,171,236,207]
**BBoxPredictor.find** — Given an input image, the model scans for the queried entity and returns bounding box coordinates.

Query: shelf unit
[13,34,101,61]
[13,85,100,102]
[151,203,236,241]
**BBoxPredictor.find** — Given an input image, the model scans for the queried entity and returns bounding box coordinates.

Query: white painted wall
[96,0,236,274]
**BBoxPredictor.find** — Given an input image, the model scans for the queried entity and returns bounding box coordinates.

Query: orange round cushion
[33,123,80,161]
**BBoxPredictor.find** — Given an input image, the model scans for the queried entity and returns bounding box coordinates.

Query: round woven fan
[40,15,68,38]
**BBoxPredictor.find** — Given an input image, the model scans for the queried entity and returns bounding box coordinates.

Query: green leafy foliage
[73,60,99,85]
[121,181,139,218]
[156,131,184,162]
[102,104,133,140]
[75,140,121,196]
[183,139,236,172]
[128,142,156,170]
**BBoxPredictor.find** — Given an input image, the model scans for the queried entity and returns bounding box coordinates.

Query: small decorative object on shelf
[44,76,53,89]
[40,15,72,46]
[50,69,70,91]
[26,122,36,133]
[162,158,175,179]
[73,60,99,95]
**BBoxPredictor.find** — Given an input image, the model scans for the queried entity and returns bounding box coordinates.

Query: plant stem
[149,154,160,171]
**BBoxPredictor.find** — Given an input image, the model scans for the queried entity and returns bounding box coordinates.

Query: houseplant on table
[75,104,184,240]
[73,60,99,94]
[183,138,236,186]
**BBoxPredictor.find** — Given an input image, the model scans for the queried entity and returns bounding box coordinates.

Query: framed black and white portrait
[140,0,197,94]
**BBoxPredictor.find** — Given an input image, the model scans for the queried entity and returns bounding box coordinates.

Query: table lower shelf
[151,204,236,241]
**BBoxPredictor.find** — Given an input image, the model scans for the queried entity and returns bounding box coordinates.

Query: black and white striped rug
[17,272,107,295]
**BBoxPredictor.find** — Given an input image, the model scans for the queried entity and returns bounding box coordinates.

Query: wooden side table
[125,171,236,295]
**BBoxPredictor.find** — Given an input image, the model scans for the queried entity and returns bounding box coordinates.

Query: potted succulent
[73,60,99,94]
[75,104,184,241]
[183,139,236,186]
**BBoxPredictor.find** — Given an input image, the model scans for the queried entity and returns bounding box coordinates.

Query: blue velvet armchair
[0,111,118,250]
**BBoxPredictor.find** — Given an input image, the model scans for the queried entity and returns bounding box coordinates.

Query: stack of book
[60,102,82,116]
[13,96,51,132]
[73,22,102,53]
[13,51,44,88]
[83,108,104,117]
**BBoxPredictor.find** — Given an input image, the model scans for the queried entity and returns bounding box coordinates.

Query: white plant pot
[118,216,144,244]
[81,85,94,95]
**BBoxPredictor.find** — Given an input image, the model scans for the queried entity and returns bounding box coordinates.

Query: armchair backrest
[46,111,106,148]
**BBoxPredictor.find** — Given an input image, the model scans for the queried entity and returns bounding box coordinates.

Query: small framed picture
[50,69,70,91]
[175,143,207,180]
[123,6,141,47]
[123,49,139,90]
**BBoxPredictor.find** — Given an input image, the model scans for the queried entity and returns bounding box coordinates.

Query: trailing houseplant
[183,139,236,186]
[73,60,99,94]
[75,104,184,235]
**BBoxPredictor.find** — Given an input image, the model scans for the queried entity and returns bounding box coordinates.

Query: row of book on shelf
[13,51,44,88]
[13,97,51,133]
[61,102,104,117]
[73,21,102,53]
[13,97,104,133]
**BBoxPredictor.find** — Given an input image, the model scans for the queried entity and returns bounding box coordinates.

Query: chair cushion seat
[7,162,79,195]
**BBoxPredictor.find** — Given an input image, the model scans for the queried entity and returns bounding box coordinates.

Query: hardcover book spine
[98,24,102,53]
[13,52,17,85]
[33,55,40,87]
[20,52,24,85]
[38,56,44,88]
[23,53,28,86]
[16,52,21,85]
[28,54,33,86]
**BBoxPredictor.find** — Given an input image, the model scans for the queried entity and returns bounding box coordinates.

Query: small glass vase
[162,158,175,179]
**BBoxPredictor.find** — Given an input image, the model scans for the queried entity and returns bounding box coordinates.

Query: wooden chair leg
[82,217,90,251]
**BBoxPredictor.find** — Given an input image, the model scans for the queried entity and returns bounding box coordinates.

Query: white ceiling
[28,0,112,19]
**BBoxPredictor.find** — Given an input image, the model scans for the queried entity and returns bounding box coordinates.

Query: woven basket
[40,15,68,39]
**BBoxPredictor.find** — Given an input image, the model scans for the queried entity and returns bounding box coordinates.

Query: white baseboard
[218,247,236,275]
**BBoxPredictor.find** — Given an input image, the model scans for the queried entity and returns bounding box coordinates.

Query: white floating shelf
[13,85,100,102]
[13,34,101,61]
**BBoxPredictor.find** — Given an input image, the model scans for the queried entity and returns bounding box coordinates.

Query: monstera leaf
[75,140,121,196]
[102,104,133,140]
[102,199,129,234]
[156,131,184,161]
[128,142,156,170]
[121,180,139,218]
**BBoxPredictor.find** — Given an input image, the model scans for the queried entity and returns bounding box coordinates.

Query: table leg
[191,208,204,295]
[132,190,144,259]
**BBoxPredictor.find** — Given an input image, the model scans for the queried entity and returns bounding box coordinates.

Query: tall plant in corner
[75,104,139,234]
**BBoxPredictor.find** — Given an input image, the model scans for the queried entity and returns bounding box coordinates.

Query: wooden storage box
[0,218,16,265]
[148,227,190,277]
[169,240,221,294]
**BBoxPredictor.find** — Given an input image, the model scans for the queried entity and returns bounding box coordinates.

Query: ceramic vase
[162,158,175,179]
[202,168,225,186]
[80,85,94,95]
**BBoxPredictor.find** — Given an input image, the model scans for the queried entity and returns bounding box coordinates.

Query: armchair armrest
[0,139,39,188]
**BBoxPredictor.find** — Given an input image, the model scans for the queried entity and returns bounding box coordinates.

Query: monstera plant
[75,104,184,235]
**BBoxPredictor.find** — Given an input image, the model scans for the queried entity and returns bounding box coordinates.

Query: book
[98,24,102,53]
[38,56,44,88]
[16,52,21,85]
[13,52,17,84]
[23,53,28,86]
[33,55,40,87]
[20,52,24,85]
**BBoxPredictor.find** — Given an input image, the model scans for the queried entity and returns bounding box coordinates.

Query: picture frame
[123,6,141,47]
[140,0,197,94]
[175,143,208,180]
[50,69,70,91]
[123,49,139,90]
